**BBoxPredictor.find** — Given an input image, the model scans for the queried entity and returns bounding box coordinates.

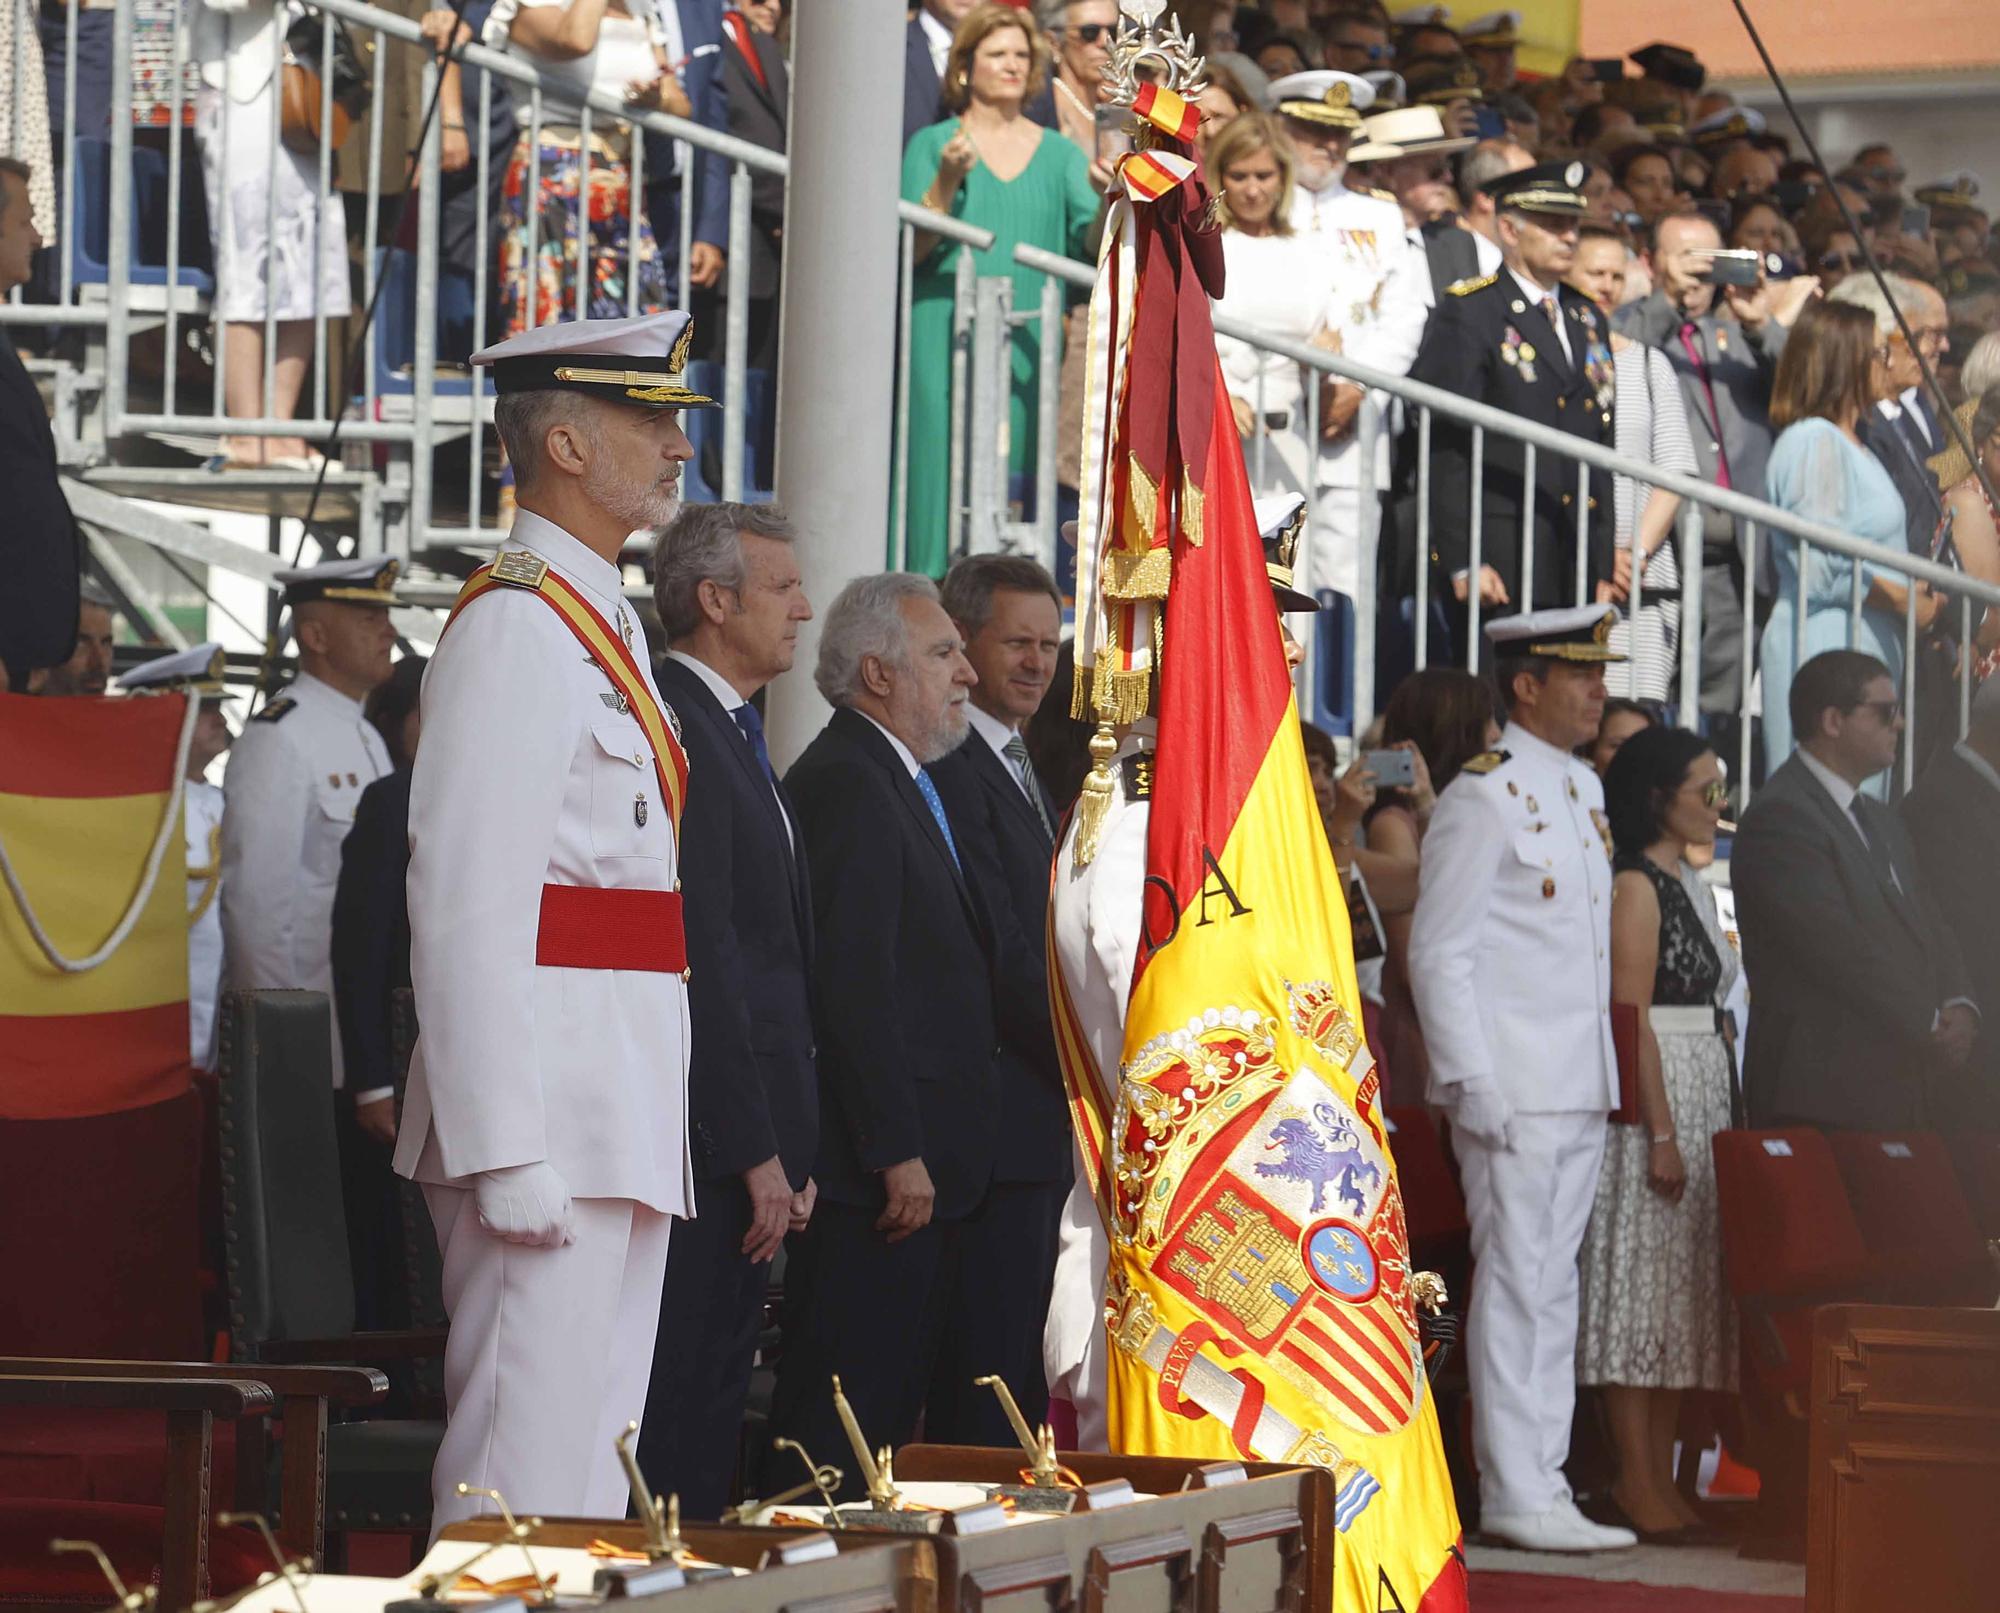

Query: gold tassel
[1180,468,1204,548]
[1071,722,1121,870]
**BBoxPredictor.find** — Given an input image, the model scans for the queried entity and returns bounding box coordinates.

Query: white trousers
[1042,1172,1110,1451]
[424,1186,673,1537]
[1454,1110,1608,1517]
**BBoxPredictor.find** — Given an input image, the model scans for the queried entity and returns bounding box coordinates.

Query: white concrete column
[764,0,905,767]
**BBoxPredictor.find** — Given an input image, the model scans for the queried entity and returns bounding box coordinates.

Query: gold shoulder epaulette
[1367,187,1396,203]
[1121,749,1154,803]
[1459,748,1509,775]
[252,696,296,724]
[1446,272,1497,297]
[490,551,550,589]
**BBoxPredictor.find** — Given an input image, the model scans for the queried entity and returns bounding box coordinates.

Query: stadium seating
[68,137,214,295]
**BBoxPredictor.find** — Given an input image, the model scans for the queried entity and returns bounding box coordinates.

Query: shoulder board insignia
[1446,273,1497,297]
[663,699,684,743]
[1120,749,1154,803]
[1460,749,1510,775]
[252,696,296,724]
[1367,187,1396,203]
[490,551,550,589]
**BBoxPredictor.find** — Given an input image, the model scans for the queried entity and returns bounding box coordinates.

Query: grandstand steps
[74,463,371,524]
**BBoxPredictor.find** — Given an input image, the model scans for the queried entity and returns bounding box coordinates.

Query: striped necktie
[1003,734,1056,841]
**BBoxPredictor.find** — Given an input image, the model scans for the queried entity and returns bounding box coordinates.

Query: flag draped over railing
[1062,18,1466,1609]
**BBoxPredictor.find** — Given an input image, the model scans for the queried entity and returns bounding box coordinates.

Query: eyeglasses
[1692,779,1729,808]
[1862,166,1907,184]
[1849,699,1902,723]
[1069,22,1110,43]
[1818,250,1863,269]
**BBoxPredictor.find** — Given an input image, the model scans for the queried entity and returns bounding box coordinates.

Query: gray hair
[939,553,1061,638]
[78,578,116,612]
[1457,140,1533,209]
[1960,332,2000,402]
[653,501,798,640]
[492,389,602,491]
[815,572,939,709]
[1828,270,1937,337]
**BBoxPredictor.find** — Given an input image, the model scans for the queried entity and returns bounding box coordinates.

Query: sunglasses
[1694,779,1728,808]
[1818,250,1863,269]
[1069,22,1111,43]
[1849,699,1902,723]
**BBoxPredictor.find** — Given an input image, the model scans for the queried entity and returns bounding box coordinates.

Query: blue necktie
[732,701,778,787]
[914,766,961,870]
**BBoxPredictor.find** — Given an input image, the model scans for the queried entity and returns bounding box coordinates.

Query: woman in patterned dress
[1577,724,1738,1543]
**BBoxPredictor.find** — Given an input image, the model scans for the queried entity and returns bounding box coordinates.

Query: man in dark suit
[0,158,81,690]
[1408,161,1617,666]
[929,555,1069,1446]
[904,0,973,148]
[1734,650,1978,1132]
[768,572,1002,1491]
[642,0,730,303]
[708,8,788,372]
[1900,676,2000,1131]
[641,502,819,1517]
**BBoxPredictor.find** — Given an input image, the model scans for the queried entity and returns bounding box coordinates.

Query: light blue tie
[914,766,961,870]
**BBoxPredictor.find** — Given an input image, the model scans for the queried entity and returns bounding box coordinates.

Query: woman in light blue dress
[1759,300,1937,791]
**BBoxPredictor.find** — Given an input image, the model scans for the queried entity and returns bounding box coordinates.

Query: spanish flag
[0,693,195,1119]
[1064,71,1467,1613]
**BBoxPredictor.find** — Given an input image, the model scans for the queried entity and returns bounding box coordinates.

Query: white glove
[1449,1085,1515,1151]
[473,1162,576,1247]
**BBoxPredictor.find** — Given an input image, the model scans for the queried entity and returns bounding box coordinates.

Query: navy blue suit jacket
[643,0,730,265]
[903,17,946,151]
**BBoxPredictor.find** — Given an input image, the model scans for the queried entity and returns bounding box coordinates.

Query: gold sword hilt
[972,1375,1063,1487]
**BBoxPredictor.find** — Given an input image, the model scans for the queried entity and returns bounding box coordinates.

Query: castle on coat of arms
[1167,1189,1308,1343]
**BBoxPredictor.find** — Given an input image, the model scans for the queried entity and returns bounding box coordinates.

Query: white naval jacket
[220,668,392,1093]
[1406,720,1619,1114]
[186,778,226,1072]
[392,513,692,1216]
[1043,722,1154,1435]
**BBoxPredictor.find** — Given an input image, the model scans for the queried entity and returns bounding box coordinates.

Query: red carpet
[1470,1573,1801,1612]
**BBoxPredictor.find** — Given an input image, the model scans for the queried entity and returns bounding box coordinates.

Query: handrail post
[103,0,135,434]
[722,161,753,502]
[408,56,442,565]
[1675,502,1702,730]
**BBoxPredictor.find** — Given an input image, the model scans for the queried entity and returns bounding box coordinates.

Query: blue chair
[1309,588,1356,739]
[68,138,214,294]
[363,248,473,400]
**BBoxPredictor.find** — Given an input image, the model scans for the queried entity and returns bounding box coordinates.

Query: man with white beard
[395,311,706,1534]
[1270,71,1428,703]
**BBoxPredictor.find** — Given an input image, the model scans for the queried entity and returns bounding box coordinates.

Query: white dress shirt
[918,8,952,77]
[965,699,1038,804]
[1796,745,1877,858]
[859,710,923,779]
[1508,266,1572,366]
[665,649,792,848]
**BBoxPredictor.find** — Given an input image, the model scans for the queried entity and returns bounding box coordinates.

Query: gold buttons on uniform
[1542,878,1556,899]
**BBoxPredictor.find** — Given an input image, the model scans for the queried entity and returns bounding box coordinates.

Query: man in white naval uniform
[221,559,397,1116]
[119,643,235,1071]
[1043,500,1316,1446]
[395,311,706,1535]
[1406,605,1635,1553]
[1270,71,1428,617]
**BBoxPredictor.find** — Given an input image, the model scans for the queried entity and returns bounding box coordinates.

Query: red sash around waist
[536,884,686,975]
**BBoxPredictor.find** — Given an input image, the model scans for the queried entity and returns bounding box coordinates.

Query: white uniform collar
[965,700,1019,765]
[507,508,628,621]
[290,668,364,716]
[1508,265,1558,306]
[858,709,923,779]
[1501,718,1580,772]
[666,648,746,713]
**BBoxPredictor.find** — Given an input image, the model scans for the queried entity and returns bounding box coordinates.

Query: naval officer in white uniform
[1406,605,1635,1553]
[395,310,707,1534]
[221,559,397,1112]
[119,643,235,1070]
[1270,71,1428,615]
[1043,500,1316,1447]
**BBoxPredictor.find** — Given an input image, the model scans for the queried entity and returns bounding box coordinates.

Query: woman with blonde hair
[898,3,1102,575]
[1207,112,1335,504]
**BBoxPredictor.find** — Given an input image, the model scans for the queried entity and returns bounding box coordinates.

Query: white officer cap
[275,555,402,610]
[1460,11,1522,46]
[1254,494,1316,613]
[118,641,229,698]
[1484,604,1628,663]
[1391,4,1453,25]
[1689,105,1766,151]
[1269,70,1376,131]
[470,310,718,411]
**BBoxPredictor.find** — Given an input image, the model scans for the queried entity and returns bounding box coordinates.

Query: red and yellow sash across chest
[444,551,690,837]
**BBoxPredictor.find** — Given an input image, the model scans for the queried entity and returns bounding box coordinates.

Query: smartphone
[1361,748,1417,788]
[1762,251,1803,279]
[1901,202,1931,237]
[1470,104,1507,140]
[1587,57,1624,82]
[1696,249,1763,287]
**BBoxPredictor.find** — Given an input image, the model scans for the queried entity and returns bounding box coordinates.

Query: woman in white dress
[190,0,354,470]
[1208,112,1333,510]
[1577,725,1738,1544]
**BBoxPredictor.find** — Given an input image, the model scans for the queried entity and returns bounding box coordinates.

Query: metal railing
[10,0,1996,797]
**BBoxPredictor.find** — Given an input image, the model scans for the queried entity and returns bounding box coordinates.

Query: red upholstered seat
[1712,1130,1875,1400]
[0,1409,237,1507]
[1826,1132,1996,1305]
[0,1498,269,1603]
[1945,1133,2000,1239]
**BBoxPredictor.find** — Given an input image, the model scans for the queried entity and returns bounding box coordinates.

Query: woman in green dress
[899,3,1103,576]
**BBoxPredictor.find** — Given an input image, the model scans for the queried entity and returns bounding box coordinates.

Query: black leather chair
[217,989,445,1547]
